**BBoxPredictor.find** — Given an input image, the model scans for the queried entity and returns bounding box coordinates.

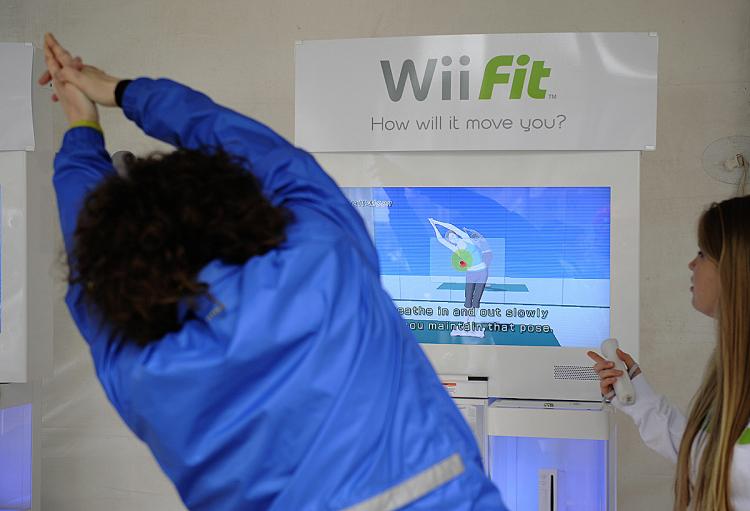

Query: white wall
[2,0,749,509]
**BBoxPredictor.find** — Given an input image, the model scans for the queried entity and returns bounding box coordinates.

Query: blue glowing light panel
[489,435,608,511]
[0,404,31,510]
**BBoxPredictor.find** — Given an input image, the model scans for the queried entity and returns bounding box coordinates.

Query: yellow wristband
[68,120,103,133]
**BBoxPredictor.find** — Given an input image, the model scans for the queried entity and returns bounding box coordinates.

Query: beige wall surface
[2,1,749,510]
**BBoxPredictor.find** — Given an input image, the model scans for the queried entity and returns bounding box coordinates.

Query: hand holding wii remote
[600,338,635,405]
[587,339,639,405]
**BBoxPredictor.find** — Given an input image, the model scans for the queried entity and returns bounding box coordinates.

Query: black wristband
[114,80,132,108]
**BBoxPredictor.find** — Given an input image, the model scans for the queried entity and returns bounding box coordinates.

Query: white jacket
[614,375,750,509]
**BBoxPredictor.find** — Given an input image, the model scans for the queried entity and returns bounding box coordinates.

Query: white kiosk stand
[0,43,55,511]
[317,151,638,511]
[296,33,656,510]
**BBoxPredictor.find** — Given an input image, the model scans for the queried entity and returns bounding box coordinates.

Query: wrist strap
[68,120,102,133]
[628,363,640,378]
[115,79,132,108]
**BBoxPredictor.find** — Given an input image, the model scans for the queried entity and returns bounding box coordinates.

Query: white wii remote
[600,338,636,405]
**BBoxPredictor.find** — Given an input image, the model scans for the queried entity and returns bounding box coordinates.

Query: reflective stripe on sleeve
[343,453,465,511]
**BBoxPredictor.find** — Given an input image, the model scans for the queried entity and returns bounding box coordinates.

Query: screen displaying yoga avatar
[343,186,610,348]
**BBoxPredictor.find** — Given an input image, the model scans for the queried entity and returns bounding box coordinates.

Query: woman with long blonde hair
[589,196,750,510]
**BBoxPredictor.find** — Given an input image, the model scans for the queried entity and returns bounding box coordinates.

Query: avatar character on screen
[429,218,492,338]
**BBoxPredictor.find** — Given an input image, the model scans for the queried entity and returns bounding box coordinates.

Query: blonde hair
[675,196,750,510]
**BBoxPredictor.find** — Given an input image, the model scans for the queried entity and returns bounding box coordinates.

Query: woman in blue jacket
[40,33,506,511]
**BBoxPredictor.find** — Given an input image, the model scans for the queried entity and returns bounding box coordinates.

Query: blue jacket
[53,78,506,511]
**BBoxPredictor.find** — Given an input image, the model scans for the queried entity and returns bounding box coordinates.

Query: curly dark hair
[70,147,291,346]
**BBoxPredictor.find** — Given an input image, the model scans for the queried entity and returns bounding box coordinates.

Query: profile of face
[688,249,720,317]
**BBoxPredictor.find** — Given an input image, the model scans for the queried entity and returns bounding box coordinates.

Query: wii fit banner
[295,33,658,152]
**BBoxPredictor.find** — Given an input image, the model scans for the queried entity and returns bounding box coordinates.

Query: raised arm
[429,218,459,252]
[41,34,379,272]
[431,219,470,241]
[53,128,115,254]
[119,79,291,166]
[40,33,136,415]
[40,32,287,163]
[41,33,115,255]
[41,34,322,203]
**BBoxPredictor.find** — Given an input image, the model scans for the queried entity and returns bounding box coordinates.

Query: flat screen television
[317,150,638,401]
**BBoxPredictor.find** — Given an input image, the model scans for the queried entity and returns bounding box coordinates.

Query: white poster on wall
[0,43,35,151]
[295,33,657,152]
